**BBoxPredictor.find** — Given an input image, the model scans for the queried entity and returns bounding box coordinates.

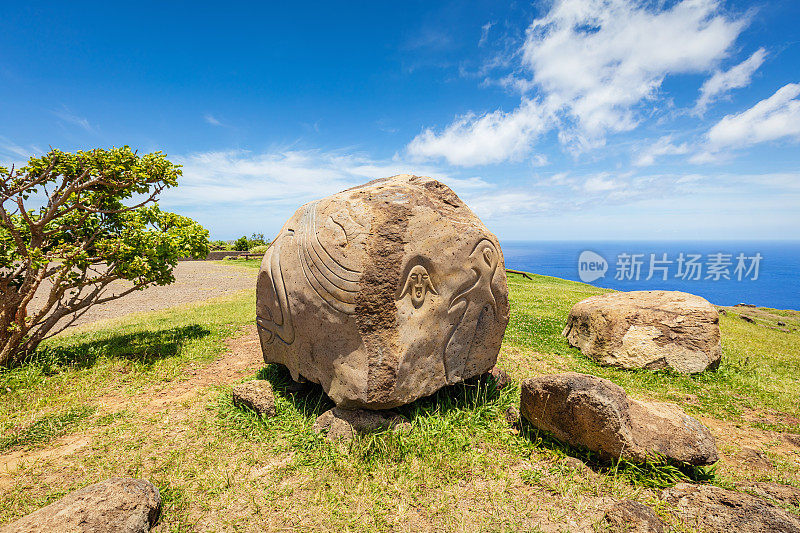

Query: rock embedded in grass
[519,372,719,465]
[257,174,510,409]
[312,407,411,441]
[661,483,800,532]
[603,500,667,533]
[1,477,160,533]
[563,290,722,373]
[232,380,276,418]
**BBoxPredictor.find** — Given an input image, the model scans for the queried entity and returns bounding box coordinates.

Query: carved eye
[422,274,428,280]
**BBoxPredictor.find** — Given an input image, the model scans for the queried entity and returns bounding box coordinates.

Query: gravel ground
[29,261,257,331]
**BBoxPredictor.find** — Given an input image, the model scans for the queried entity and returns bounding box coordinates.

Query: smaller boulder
[1,478,160,533]
[520,373,718,465]
[603,500,666,533]
[232,380,276,418]
[662,483,800,532]
[563,290,722,373]
[313,407,411,441]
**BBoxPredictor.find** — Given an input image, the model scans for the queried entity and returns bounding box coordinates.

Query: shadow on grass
[27,324,211,372]
[257,363,507,421]
[256,364,335,418]
[518,418,716,489]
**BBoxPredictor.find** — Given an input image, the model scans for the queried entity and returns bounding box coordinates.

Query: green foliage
[210,239,232,251]
[233,236,249,251]
[0,146,210,366]
[248,244,268,254]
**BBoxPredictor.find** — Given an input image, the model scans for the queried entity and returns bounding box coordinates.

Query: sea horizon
[500,240,800,311]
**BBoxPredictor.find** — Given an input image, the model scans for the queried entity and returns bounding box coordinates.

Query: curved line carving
[257,231,295,345]
[443,238,500,381]
[297,201,362,315]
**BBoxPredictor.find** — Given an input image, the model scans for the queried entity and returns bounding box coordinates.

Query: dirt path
[29,261,257,330]
[0,326,264,486]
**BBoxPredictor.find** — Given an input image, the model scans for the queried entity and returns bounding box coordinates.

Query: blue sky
[1,0,799,241]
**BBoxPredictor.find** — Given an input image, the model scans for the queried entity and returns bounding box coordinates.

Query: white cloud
[204,114,223,126]
[634,136,690,166]
[694,48,766,115]
[407,99,550,166]
[159,148,497,238]
[53,107,94,132]
[478,21,494,47]
[408,0,746,166]
[583,174,620,193]
[694,83,800,160]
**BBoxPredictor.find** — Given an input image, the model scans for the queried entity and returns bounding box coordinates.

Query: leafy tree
[0,146,209,367]
[233,236,249,251]
[249,233,265,246]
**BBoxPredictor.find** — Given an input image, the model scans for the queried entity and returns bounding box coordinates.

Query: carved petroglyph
[444,238,501,382]
[256,175,510,409]
[256,231,295,345]
[398,264,438,309]
[297,201,362,315]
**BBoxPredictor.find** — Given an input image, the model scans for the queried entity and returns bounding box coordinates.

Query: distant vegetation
[211,233,268,252]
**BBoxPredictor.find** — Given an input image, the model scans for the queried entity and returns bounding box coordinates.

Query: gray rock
[603,500,667,532]
[232,380,276,417]
[1,477,160,533]
[257,175,510,409]
[520,373,718,465]
[563,290,722,373]
[741,314,755,323]
[662,482,800,532]
[312,407,411,441]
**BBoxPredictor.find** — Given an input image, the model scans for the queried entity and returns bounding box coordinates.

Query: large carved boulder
[563,290,722,373]
[256,175,510,409]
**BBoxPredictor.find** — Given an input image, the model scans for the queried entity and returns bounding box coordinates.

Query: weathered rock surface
[232,380,276,417]
[563,290,722,373]
[735,481,800,508]
[520,373,718,465]
[662,483,800,532]
[485,365,512,389]
[257,175,510,409]
[312,407,411,441]
[603,500,667,533]
[1,477,160,533]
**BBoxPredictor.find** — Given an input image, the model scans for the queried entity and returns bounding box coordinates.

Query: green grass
[0,406,96,452]
[1,266,798,531]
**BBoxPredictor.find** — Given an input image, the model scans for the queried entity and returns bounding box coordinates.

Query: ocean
[501,241,800,310]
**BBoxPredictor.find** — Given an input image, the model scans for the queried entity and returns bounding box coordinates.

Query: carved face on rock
[400,265,437,309]
[256,174,510,409]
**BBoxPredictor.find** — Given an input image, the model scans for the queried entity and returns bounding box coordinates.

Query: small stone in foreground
[520,372,718,465]
[661,483,800,532]
[486,366,512,389]
[313,407,411,441]
[232,380,276,417]
[603,500,666,533]
[1,477,160,533]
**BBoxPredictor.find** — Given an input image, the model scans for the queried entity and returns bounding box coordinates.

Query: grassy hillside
[1,264,798,531]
